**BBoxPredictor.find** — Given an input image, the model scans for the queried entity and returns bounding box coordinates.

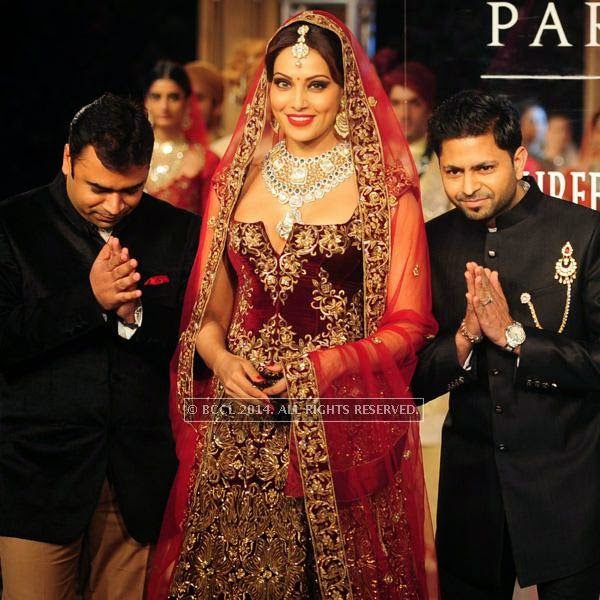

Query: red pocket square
[144,275,170,286]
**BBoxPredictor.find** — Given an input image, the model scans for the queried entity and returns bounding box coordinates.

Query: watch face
[506,322,526,347]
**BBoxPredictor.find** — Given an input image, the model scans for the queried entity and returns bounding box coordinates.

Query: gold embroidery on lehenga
[228,209,362,307]
[227,225,364,369]
[169,415,311,599]
[337,473,421,599]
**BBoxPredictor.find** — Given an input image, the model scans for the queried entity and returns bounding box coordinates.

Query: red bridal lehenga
[147,10,439,600]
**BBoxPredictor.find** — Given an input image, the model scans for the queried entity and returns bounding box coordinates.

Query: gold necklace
[147,139,189,190]
[262,140,354,239]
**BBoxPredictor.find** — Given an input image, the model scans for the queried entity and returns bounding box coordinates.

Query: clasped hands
[457,262,516,362]
[213,350,287,411]
[89,237,141,324]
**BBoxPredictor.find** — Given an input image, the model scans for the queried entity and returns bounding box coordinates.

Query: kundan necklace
[262,140,354,239]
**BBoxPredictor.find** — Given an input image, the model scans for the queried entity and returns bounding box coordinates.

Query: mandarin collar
[492,176,542,231]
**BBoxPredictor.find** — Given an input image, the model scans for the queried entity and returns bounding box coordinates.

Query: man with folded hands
[0,93,200,599]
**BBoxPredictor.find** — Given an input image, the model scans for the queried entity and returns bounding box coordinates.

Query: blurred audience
[519,98,548,173]
[578,109,600,173]
[143,60,219,215]
[378,55,452,221]
[185,60,225,151]
[543,112,578,170]
[211,38,266,157]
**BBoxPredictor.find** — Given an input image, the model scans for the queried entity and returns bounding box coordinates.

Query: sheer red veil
[147,10,438,599]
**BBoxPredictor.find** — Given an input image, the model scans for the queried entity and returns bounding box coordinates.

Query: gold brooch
[555,241,577,284]
[521,241,577,334]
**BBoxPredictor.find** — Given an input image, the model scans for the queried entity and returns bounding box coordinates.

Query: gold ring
[481,296,493,306]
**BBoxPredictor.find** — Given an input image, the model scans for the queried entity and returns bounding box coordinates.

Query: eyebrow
[86,179,146,193]
[273,71,331,81]
[443,160,498,171]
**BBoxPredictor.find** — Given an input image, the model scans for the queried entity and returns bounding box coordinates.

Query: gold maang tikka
[292,25,310,67]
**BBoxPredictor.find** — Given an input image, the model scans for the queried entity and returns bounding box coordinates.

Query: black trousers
[439,525,600,600]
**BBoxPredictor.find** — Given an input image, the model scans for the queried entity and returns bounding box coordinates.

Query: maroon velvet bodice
[226,207,365,368]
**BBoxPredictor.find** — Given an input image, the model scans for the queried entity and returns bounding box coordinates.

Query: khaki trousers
[0,480,151,600]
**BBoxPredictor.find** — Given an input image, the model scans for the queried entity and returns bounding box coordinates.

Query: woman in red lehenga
[144,60,220,216]
[147,11,439,599]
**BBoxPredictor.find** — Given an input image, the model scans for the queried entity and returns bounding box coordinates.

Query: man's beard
[454,182,517,222]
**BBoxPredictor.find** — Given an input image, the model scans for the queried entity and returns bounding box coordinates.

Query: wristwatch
[122,302,143,329]
[504,321,526,352]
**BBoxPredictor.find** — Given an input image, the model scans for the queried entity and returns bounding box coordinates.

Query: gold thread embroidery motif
[228,208,362,306]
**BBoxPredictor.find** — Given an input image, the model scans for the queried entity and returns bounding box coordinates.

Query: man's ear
[61,144,71,177]
[513,145,528,179]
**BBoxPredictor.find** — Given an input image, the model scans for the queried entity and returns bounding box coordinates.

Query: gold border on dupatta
[177,73,269,417]
[283,355,354,599]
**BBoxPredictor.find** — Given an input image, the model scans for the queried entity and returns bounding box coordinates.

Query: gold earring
[334,109,349,139]
[271,117,280,134]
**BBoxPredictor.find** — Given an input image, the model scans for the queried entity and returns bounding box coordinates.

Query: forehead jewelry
[292,25,310,68]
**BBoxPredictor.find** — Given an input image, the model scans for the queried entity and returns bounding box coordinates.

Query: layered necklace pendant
[261,140,354,240]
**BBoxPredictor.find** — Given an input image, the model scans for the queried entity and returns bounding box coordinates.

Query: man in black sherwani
[413,91,600,599]
[0,94,200,599]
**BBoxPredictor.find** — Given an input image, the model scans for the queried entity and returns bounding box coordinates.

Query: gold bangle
[459,319,483,344]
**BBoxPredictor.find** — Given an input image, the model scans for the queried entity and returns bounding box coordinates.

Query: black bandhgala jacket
[413,178,600,587]
[0,174,200,544]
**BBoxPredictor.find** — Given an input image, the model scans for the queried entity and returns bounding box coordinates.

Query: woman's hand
[213,350,273,408]
[261,364,288,398]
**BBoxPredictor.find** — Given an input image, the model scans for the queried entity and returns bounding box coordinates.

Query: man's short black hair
[68,93,154,174]
[428,90,522,157]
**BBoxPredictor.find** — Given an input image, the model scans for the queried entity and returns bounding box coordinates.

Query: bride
[148,10,439,599]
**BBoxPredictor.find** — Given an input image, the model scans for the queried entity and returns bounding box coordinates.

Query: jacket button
[490,369,500,376]
[497,443,507,451]
[495,404,503,414]
[488,249,496,257]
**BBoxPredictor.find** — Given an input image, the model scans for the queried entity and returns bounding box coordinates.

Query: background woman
[148,11,438,599]
[143,60,220,215]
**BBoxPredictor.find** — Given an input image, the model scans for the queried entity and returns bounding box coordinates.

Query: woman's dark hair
[427,90,522,157]
[592,109,600,129]
[265,21,344,86]
[143,60,192,98]
[68,93,154,173]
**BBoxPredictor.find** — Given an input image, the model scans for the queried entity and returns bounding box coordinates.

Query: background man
[0,93,200,599]
[381,60,452,221]
[413,90,600,599]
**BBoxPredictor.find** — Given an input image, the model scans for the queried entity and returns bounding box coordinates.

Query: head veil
[148,10,438,599]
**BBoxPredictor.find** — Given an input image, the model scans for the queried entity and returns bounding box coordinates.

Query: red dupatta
[147,10,439,599]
